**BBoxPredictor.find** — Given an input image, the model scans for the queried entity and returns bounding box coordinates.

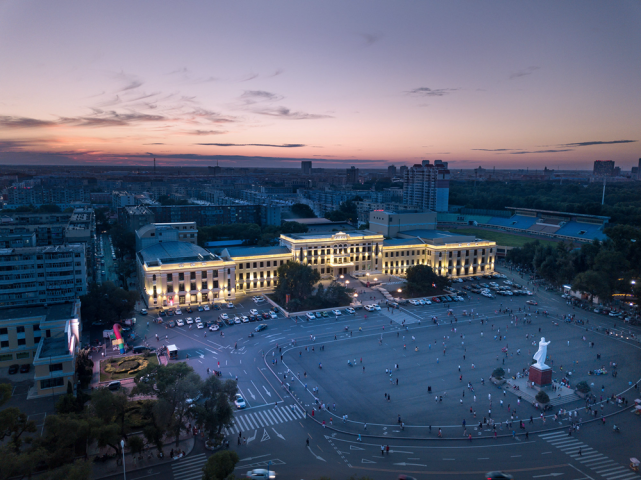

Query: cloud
[187,130,228,136]
[255,107,332,120]
[510,149,573,154]
[509,66,540,79]
[559,140,637,147]
[406,87,458,97]
[195,143,306,148]
[239,90,283,105]
[143,143,165,145]
[358,32,383,46]
[471,148,518,152]
[0,116,59,129]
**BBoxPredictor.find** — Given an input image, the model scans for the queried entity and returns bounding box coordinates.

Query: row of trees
[80,281,138,326]
[449,180,641,227]
[271,261,353,311]
[404,265,451,297]
[0,362,237,480]
[198,221,309,247]
[325,198,361,223]
[506,225,641,303]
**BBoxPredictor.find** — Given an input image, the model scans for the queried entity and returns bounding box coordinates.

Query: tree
[80,281,138,325]
[325,200,358,223]
[576,381,591,394]
[572,270,609,302]
[492,368,505,379]
[127,436,145,465]
[273,261,320,307]
[0,408,37,454]
[110,224,136,258]
[405,265,450,296]
[202,450,240,480]
[535,391,550,405]
[291,203,316,218]
[190,375,237,440]
[0,383,11,407]
[76,349,94,388]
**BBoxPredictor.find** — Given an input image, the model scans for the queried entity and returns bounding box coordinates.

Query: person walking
[381,445,385,456]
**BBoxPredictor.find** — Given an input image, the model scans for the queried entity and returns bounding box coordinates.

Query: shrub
[576,381,591,394]
[535,390,550,404]
[492,367,505,379]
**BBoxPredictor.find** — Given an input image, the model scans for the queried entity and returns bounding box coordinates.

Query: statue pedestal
[529,365,552,387]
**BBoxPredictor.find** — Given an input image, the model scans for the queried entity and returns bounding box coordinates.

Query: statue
[532,337,551,369]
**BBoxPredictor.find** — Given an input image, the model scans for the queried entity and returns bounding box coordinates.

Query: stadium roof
[506,207,610,221]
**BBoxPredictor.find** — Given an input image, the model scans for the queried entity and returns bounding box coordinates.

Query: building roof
[138,241,218,267]
[383,238,425,246]
[283,231,383,241]
[205,240,245,248]
[398,229,464,239]
[0,302,78,323]
[224,246,291,258]
[39,332,71,358]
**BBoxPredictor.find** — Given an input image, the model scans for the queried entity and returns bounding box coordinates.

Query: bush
[492,367,505,379]
[576,381,591,394]
[535,390,550,404]
[203,450,240,480]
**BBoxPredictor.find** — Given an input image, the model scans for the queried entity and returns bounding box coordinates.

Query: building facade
[135,222,197,252]
[593,160,615,177]
[119,205,156,232]
[301,161,312,175]
[402,160,450,212]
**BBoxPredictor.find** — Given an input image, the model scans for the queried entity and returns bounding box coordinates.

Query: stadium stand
[486,215,537,230]
[555,221,608,241]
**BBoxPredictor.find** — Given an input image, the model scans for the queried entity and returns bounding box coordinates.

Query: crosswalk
[172,453,207,480]
[539,431,639,480]
[225,405,306,434]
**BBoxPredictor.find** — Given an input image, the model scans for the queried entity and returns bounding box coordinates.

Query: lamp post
[120,439,126,480]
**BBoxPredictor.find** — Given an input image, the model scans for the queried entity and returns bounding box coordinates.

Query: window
[260,262,264,268]
[152,274,156,281]
[202,281,207,290]
[18,339,26,346]
[213,280,219,289]
[167,285,174,293]
[239,263,243,270]
[33,325,40,331]
[267,261,271,267]
[253,262,257,268]
[212,270,218,278]
[49,363,63,372]
[0,327,7,335]
[16,352,29,359]
[202,271,208,278]
[191,272,196,279]
[179,273,184,281]
[190,282,196,291]
[17,326,25,333]
[0,353,13,361]
[41,378,64,389]
[167,273,173,282]
[0,341,8,348]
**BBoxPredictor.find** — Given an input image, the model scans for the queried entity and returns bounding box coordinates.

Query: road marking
[362,459,376,464]
[272,427,285,440]
[394,462,427,467]
[251,380,267,403]
[533,474,564,478]
[261,429,271,442]
[307,446,326,462]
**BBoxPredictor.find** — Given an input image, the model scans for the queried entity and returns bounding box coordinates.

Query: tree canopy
[291,203,316,218]
[80,281,138,326]
[324,198,361,223]
[404,265,451,296]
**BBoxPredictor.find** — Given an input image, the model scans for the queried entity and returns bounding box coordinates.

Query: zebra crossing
[539,431,639,480]
[225,405,306,434]
[171,453,207,480]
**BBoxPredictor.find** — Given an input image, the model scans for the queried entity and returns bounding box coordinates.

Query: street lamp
[345,280,350,286]
[353,293,358,298]
[120,439,126,480]
[374,278,378,282]
[398,289,402,293]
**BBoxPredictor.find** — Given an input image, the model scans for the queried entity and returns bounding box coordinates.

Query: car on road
[159,310,166,317]
[140,309,148,315]
[526,300,538,305]
[609,311,622,317]
[486,472,513,480]
[346,307,355,314]
[432,297,440,303]
[175,308,182,315]
[209,324,219,331]
[373,304,381,311]
[503,280,513,285]
[332,309,342,316]
[167,321,175,328]
[255,323,268,332]
[246,469,275,479]
[203,304,210,311]
[235,394,247,409]
[186,317,194,324]
[364,305,375,311]
[176,319,185,326]
[306,312,315,320]
[250,309,259,315]
[219,313,229,321]
[196,322,204,329]
[19,364,30,373]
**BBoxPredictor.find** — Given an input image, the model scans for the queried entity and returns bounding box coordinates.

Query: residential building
[135,222,198,251]
[112,191,137,210]
[0,244,87,308]
[593,160,615,177]
[137,242,236,308]
[301,161,312,175]
[346,166,359,184]
[119,205,156,232]
[387,165,397,177]
[147,204,278,226]
[402,160,450,212]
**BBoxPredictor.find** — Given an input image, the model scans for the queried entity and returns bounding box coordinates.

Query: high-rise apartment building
[402,160,450,212]
[399,165,408,177]
[346,166,359,184]
[387,165,397,177]
[593,160,615,177]
[301,161,312,175]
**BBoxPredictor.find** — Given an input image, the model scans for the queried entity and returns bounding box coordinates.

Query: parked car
[140,309,148,315]
[186,317,194,324]
[168,321,176,328]
[159,310,167,317]
[227,302,234,309]
[196,322,204,329]
[526,300,538,305]
[306,312,315,320]
[315,311,322,318]
[20,364,30,373]
[250,309,259,316]
[364,305,375,311]
[195,317,202,323]
[198,305,204,312]
[203,305,210,311]
[269,311,277,319]
[262,312,271,319]
[219,313,229,321]
[321,311,329,318]
[332,309,342,316]
[175,308,182,315]
[209,324,219,331]
[409,299,419,306]
[242,316,250,323]
[346,307,355,314]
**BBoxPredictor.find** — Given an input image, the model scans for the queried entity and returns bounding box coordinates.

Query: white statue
[533,337,551,368]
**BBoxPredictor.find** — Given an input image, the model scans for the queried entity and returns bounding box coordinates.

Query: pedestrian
[381,445,385,456]
[306,438,309,446]
[386,445,390,455]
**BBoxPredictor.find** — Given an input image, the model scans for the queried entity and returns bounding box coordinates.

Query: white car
[175,319,185,327]
[246,469,275,479]
[423,298,432,305]
[185,317,194,324]
[503,280,513,285]
[250,309,259,316]
[409,299,419,306]
[306,312,315,320]
[175,308,182,315]
[242,315,250,323]
[609,311,622,317]
[346,307,355,314]
[253,296,265,303]
[195,317,202,323]
[332,309,342,316]
[234,394,246,409]
[234,316,241,324]
[456,296,464,302]
[203,304,210,311]
[373,304,381,311]
[227,303,234,309]
[220,313,229,321]
[209,324,219,331]
[364,305,375,312]
[196,322,204,329]
[269,311,277,319]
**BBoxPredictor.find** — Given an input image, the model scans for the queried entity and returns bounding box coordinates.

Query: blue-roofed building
[555,222,608,242]
[486,215,538,230]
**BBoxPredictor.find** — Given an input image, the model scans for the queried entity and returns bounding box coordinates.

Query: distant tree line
[198,221,309,247]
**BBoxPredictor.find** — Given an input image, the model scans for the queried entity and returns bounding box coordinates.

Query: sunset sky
[0,1,639,169]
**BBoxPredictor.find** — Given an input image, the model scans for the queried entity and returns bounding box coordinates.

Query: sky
[0,0,640,170]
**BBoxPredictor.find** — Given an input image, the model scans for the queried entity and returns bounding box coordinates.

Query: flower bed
[100,354,158,382]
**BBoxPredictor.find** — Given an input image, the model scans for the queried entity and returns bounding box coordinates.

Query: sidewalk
[93,435,196,479]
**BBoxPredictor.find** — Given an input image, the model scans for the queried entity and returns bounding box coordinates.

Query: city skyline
[1,1,640,169]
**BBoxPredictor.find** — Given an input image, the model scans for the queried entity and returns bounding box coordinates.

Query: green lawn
[100,354,159,382]
[443,227,561,248]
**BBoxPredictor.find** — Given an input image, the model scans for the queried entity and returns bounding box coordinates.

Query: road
[110,265,641,480]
